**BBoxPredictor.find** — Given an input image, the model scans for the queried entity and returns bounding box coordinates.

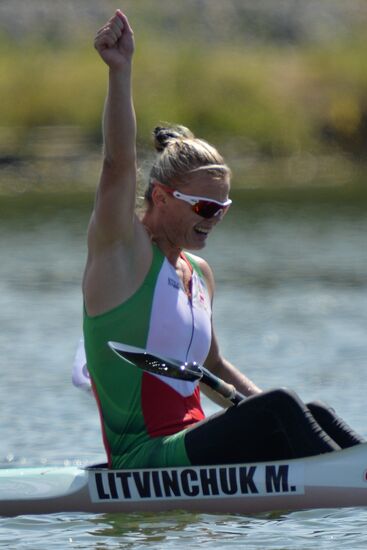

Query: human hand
[94,10,134,70]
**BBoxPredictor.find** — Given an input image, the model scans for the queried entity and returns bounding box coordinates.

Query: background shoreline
[1,0,366,197]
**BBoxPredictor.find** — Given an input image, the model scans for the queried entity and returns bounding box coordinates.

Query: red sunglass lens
[194,201,226,218]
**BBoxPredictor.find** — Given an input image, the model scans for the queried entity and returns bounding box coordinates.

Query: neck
[142,210,182,266]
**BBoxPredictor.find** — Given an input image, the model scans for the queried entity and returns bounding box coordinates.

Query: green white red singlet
[83,245,212,469]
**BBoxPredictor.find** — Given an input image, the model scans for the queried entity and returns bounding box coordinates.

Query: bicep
[204,327,222,375]
[91,160,137,246]
[195,257,220,370]
[195,256,215,301]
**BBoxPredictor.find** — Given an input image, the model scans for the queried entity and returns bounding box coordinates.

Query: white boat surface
[1,443,367,517]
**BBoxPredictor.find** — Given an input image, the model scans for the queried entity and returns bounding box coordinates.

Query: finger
[115,9,133,35]
[96,22,121,38]
[112,12,125,31]
[95,24,122,50]
[100,14,124,36]
[96,11,123,35]
[109,20,123,40]
[94,33,115,51]
[104,14,124,36]
[96,24,112,38]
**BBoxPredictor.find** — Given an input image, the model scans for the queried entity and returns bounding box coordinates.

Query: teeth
[195,228,209,234]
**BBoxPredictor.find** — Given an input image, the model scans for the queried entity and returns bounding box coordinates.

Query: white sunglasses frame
[171,189,232,209]
[152,181,232,218]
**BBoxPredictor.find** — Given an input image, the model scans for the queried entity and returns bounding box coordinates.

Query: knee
[259,387,307,414]
[265,387,302,404]
[307,400,335,416]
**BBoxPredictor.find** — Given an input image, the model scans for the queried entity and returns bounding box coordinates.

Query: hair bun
[153,125,195,152]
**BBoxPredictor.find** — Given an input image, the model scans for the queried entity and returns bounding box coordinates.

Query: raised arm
[91,10,137,247]
[83,11,153,317]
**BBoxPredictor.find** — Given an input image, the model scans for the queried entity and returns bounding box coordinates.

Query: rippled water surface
[1,191,367,548]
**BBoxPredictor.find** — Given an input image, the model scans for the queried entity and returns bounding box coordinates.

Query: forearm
[94,10,136,171]
[209,356,262,398]
[199,383,236,409]
[103,66,136,168]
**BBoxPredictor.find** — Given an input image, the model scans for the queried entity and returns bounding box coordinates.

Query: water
[1,190,367,548]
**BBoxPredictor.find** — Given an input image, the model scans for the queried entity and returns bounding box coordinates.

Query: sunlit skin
[141,173,230,299]
[143,172,231,262]
[83,9,262,403]
[78,8,366,470]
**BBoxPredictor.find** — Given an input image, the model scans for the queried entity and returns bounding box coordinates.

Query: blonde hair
[144,125,231,203]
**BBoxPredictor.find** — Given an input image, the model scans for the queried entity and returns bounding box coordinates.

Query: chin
[186,241,207,251]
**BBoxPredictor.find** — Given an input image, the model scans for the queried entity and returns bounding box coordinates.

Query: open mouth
[194,227,210,236]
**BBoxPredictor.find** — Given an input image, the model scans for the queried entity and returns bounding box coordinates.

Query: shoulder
[186,252,215,298]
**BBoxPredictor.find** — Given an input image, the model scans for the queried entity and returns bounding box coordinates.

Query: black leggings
[184,388,364,465]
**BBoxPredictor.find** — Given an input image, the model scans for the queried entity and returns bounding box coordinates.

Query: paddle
[108,341,245,405]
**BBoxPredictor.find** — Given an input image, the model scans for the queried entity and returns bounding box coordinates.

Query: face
[153,171,231,251]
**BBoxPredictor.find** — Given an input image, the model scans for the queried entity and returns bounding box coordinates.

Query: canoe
[2,442,367,516]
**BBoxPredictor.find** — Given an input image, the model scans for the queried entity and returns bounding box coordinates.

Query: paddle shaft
[199,366,245,405]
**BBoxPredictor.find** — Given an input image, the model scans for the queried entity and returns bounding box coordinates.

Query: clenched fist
[94,10,134,70]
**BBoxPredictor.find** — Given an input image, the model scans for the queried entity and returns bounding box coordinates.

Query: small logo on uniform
[195,277,208,307]
[168,277,180,290]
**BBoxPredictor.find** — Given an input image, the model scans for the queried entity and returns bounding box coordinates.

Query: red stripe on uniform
[141,371,205,437]
[91,378,112,468]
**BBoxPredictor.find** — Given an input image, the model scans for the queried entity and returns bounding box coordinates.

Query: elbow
[102,142,136,171]
[101,156,136,182]
[204,356,224,377]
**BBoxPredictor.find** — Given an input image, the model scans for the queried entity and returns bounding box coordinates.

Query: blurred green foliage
[0,40,106,141]
[1,31,366,161]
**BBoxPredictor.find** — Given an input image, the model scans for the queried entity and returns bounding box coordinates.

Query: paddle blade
[108,341,202,382]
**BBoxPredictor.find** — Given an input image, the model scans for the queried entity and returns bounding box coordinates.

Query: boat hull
[2,443,367,516]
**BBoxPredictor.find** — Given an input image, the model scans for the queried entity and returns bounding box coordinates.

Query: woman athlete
[82,9,364,469]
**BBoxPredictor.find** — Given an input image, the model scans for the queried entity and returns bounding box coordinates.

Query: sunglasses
[157,184,232,219]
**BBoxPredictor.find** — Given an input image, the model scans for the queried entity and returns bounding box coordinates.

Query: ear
[151,185,168,209]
